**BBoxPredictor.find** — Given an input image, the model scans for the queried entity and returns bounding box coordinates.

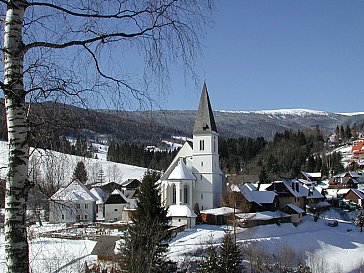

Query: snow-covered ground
[1,212,364,272]
[0,141,148,185]
[168,214,364,273]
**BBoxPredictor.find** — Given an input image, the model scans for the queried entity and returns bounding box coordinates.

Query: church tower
[192,83,223,210]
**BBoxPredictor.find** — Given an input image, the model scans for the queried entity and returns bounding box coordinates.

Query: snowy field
[169,214,364,273]
[1,213,364,272]
[0,141,148,185]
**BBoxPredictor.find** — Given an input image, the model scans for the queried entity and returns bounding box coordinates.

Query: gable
[160,142,193,180]
[51,179,97,202]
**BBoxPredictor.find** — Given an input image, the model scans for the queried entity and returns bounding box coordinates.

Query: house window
[178,219,181,222]
[61,214,64,220]
[85,204,88,209]
[76,215,80,221]
[172,184,177,204]
[184,185,189,204]
[201,161,204,167]
[201,194,203,200]
[76,204,80,209]
[200,140,205,151]
[84,215,88,220]
[114,208,118,212]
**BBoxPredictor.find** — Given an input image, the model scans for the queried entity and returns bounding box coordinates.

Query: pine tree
[120,171,171,273]
[73,161,88,184]
[353,210,364,232]
[196,239,220,273]
[219,231,243,273]
[258,167,270,184]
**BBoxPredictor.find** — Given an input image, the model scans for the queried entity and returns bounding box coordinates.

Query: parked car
[328,220,338,227]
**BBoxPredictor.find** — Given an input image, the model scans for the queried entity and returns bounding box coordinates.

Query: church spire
[193,82,217,134]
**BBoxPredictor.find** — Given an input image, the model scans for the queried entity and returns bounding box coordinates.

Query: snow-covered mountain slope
[219,108,330,117]
[118,108,364,140]
[0,141,148,185]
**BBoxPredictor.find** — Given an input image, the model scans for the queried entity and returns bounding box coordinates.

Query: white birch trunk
[3,1,30,272]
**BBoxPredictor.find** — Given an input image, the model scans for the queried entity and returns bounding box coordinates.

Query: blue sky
[161,0,364,113]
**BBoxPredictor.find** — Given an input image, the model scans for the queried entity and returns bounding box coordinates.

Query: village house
[264,180,306,211]
[236,211,291,228]
[200,207,240,225]
[120,178,141,199]
[90,235,121,271]
[90,187,108,221]
[298,171,322,184]
[328,172,362,189]
[337,188,364,208]
[281,204,305,224]
[231,183,279,213]
[104,189,130,222]
[352,141,364,160]
[49,179,97,223]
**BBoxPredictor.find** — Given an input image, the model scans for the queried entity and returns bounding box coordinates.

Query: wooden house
[265,180,306,210]
[281,204,305,224]
[232,183,279,212]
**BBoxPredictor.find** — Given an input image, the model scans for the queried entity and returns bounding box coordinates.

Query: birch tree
[0,1,213,272]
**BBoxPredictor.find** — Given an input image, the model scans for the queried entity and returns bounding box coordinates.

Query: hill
[104,108,364,140]
[1,100,363,143]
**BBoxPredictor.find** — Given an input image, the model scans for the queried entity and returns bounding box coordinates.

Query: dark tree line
[243,129,330,178]
[335,125,352,143]
[107,141,179,171]
[219,137,267,174]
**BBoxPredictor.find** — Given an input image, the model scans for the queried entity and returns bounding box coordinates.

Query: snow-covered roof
[90,187,108,204]
[258,183,272,191]
[105,189,128,204]
[285,204,305,214]
[200,207,240,216]
[167,204,197,218]
[282,180,304,198]
[168,158,196,180]
[240,184,277,205]
[300,185,324,199]
[337,188,351,195]
[351,189,364,199]
[236,211,290,221]
[244,183,257,191]
[50,179,97,202]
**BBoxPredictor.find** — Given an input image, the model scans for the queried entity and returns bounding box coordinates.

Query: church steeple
[193,82,217,134]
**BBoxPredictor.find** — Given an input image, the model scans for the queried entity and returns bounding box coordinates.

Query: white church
[160,83,225,228]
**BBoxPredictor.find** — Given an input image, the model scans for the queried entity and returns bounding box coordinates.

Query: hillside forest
[106,125,357,180]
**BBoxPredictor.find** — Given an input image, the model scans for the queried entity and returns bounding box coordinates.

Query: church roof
[168,158,196,180]
[193,83,218,134]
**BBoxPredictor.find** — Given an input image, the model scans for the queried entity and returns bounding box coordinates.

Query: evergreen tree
[353,210,364,232]
[258,167,270,184]
[219,232,242,273]
[196,239,220,273]
[345,125,352,141]
[73,161,88,184]
[120,172,171,273]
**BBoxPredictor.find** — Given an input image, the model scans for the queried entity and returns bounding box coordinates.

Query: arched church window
[184,185,189,204]
[172,184,176,204]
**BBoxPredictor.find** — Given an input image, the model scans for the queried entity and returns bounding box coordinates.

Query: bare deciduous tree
[1,1,214,272]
